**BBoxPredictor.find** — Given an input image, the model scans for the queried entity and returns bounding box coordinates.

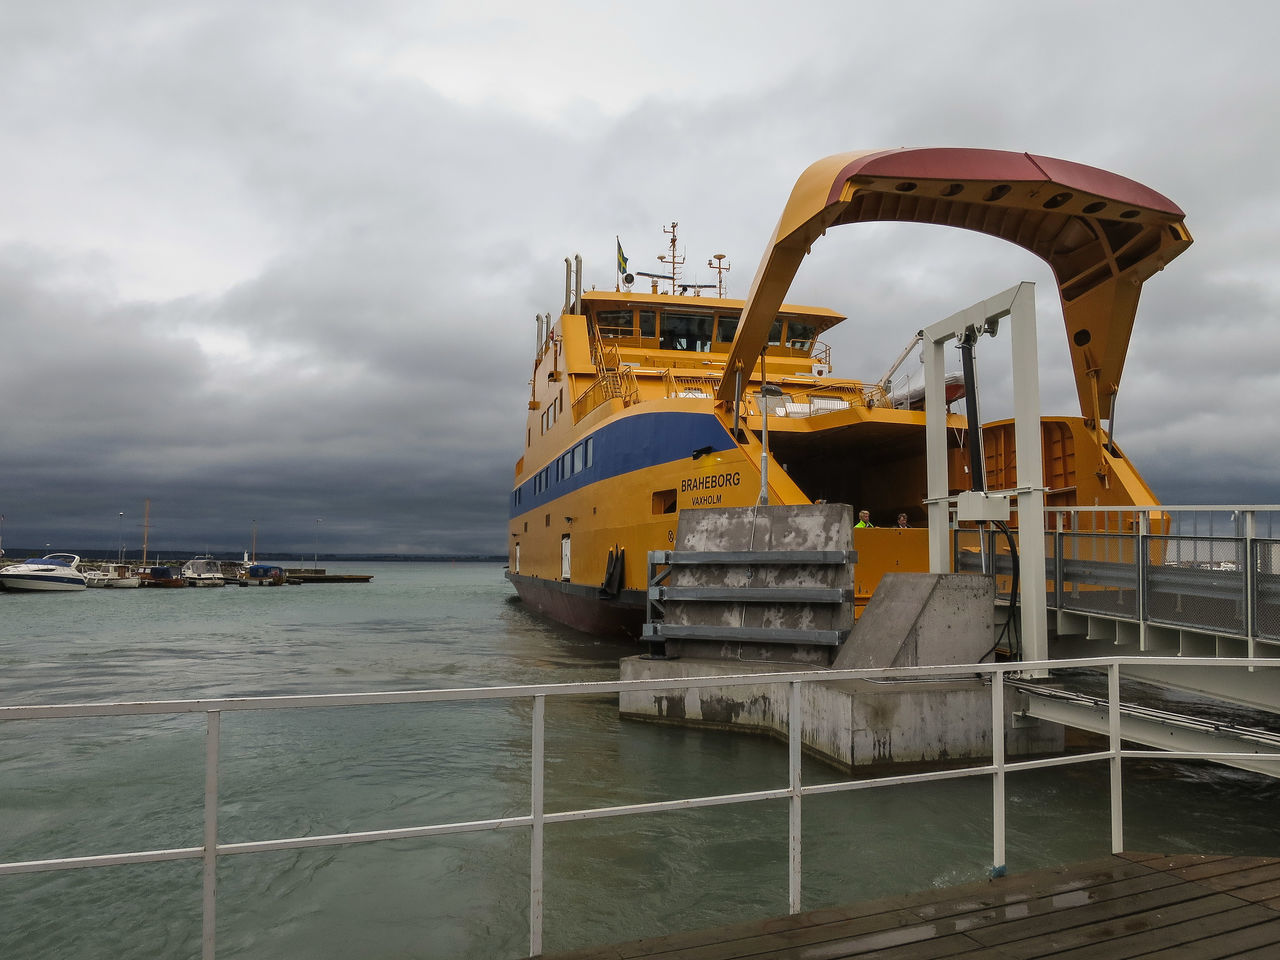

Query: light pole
[118,512,125,563]
[313,518,323,571]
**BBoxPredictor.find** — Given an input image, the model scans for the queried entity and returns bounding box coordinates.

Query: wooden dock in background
[534,853,1280,959]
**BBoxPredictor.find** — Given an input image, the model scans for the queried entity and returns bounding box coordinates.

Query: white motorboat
[0,554,89,592]
[85,563,142,588]
[180,556,227,587]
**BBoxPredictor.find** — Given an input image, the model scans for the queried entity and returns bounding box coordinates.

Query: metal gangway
[948,503,1280,718]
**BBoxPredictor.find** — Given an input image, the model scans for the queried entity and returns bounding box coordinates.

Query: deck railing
[3,656,1279,959]
[953,505,1280,656]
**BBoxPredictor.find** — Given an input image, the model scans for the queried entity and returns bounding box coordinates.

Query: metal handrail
[3,656,1279,959]
[948,503,1280,650]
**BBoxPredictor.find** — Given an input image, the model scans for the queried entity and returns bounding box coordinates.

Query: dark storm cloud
[3,0,1280,557]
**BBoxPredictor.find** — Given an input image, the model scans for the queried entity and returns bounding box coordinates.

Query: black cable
[979,520,1021,662]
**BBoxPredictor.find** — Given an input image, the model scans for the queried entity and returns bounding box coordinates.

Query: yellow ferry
[506,148,1192,637]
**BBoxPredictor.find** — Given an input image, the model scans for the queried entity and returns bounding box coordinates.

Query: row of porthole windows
[557,436,594,481]
[540,390,564,435]
[516,436,596,507]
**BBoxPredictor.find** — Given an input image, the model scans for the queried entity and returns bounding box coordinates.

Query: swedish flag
[616,238,629,275]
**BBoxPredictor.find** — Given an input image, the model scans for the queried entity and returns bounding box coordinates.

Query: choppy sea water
[3,561,1280,959]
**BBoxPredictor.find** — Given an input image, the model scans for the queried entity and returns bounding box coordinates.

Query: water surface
[3,562,1279,958]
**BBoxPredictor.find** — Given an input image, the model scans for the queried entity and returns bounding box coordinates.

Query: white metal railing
[949,503,1280,655]
[3,657,1279,959]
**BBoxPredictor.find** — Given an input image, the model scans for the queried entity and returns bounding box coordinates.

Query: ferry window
[526,428,531,447]
[768,318,784,346]
[596,309,633,338]
[638,310,656,338]
[660,310,713,352]
[545,513,551,527]
[558,391,563,414]
[652,489,676,514]
[716,314,740,342]
[787,321,816,350]
[586,437,594,467]
[561,451,572,477]
[572,443,584,474]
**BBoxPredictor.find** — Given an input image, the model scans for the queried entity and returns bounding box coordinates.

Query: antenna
[656,221,684,295]
[708,253,730,298]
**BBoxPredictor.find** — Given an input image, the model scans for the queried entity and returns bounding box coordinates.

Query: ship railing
[667,373,721,398]
[586,316,621,373]
[811,339,831,367]
[742,381,888,417]
[3,656,1278,959]
[571,367,639,422]
[949,502,1280,657]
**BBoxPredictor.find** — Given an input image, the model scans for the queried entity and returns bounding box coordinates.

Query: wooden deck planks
[529,854,1280,960]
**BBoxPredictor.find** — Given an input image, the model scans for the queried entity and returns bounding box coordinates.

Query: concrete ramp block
[834,573,994,669]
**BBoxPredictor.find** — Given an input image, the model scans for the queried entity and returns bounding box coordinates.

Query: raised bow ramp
[717,147,1192,423]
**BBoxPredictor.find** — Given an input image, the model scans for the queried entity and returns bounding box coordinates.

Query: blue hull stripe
[511,411,735,517]
[2,574,85,586]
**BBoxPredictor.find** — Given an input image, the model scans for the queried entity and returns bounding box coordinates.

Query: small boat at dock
[238,564,289,586]
[0,554,89,592]
[138,565,187,588]
[181,556,227,587]
[84,563,142,588]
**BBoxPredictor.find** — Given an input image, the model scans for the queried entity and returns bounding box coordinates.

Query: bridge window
[786,321,816,351]
[716,313,740,342]
[596,309,633,338]
[660,310,713,352]
[572,443,585,474]
[768,318,783,346]
[586,437,594,467]
[639,310,656,339]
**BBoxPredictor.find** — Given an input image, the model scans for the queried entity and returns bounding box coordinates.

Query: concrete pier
[624,505,1062,770]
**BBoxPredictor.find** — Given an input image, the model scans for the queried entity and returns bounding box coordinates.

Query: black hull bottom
[505,571,645,640]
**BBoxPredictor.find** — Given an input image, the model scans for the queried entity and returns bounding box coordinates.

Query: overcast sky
[2,0,1278,558]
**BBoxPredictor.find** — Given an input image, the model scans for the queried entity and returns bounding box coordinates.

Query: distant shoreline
[0,549,506,564]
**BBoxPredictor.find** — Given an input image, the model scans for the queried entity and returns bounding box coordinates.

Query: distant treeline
[2,548,507,563]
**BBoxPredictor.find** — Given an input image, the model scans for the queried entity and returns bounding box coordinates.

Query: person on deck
[897,513,910,528]
[855,510,873,528]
